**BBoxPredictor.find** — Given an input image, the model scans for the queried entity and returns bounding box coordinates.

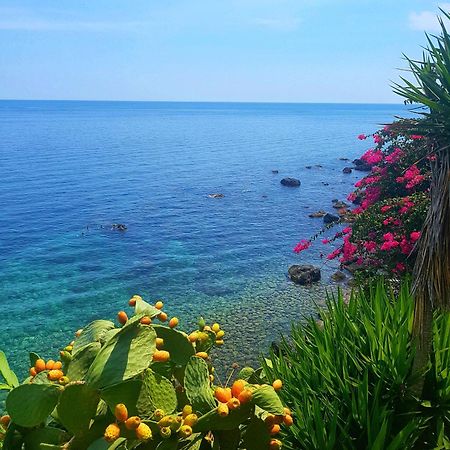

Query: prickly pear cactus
[0,295,293,450]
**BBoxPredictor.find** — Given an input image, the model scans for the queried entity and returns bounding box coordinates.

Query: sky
[0,0,449,103]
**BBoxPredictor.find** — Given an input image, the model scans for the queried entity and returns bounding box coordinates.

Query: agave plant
[392,9,450,396]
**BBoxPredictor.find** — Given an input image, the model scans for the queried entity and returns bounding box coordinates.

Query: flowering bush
[295,120,432,277]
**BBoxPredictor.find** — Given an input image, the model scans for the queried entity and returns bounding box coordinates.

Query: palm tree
[392,11,450,396]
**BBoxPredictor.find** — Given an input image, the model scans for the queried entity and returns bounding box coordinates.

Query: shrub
[262,280,450,449]
[0,295,291,450]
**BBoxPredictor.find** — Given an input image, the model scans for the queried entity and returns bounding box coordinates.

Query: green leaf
[87,437,127,450]
[0,350,19,388]
[193,403,253,432]
[135,298,162,318]
[86,317,156,389]
[252,385,284,415]
[153,325,195,367]
[57,382,100,436]
[66,342,101,381]
[241,414,271,450]
[29,352,41,368]
[72,320,115,355]
[22,426,71,450]
[6,384,61,427]
[184,356,216,414]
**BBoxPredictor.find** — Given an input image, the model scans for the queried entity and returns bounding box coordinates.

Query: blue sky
[0,0,449,103]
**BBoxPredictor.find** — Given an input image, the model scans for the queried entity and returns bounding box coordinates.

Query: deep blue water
[0,101,408,377]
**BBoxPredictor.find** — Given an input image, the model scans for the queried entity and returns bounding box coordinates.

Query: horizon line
[0,98,405,106]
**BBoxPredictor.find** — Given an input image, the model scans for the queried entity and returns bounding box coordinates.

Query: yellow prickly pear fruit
[283,415,294,426]
[59,376,70,386]
[155,301,164,309]
[195,352,208,360]
[158,311,168,322]
[215,387,232,403]
[168,317,179,328]
[204,325,211,332]
[53,361,62,370]
[140,316,152,325]
[217,403,229,417]
[114,403,128,422]
[0,415,11,428]
[156,338,164,349]
[270,424,281,435]
[211,323,220,333]
[209,374,214,382]
[215,340,224,346]
[272,379,283,391]
[196,332,209,344]
[48,369,64,381]
[158,416,172,428]
[125,416,141,430]
[153,409,165,421]
[188,332,198,343]
[152,350,170,362]
[104,423,121,442]
[135,422,152,441]
[182,404,193,418]
[183,413,198,427]
[216,330,225,339]
[29,367,37,377]
[160,426,172,438]
[178,424,193,438]
[45,360,55,370]
[170,416,182,431]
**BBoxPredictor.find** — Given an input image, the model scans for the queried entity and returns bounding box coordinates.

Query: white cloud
[252,17,301,31]
[409,3,450,32]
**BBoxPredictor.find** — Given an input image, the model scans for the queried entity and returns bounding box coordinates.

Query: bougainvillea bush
[295,119,432,277]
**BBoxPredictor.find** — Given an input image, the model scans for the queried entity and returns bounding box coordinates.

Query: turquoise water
[0,101,407,377]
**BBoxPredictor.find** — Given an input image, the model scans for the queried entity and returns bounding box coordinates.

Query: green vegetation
[263,280,450,449]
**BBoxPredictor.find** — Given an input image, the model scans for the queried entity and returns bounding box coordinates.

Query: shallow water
[0,101,408,379]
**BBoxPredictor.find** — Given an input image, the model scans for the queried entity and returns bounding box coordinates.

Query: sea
[0,101,409,380]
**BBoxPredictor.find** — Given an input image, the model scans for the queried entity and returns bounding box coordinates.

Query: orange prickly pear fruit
[156,338,164,349]
[59,376,70,385]
[182,405,193,418]
[237,389,253,404]
[227,397,240,410]
[178,424,193,438]
[211,323,220,333]
[135,422,152,441]
[48,369,64,381]
[104,423,121,442]
[272,415,284,425]
[29,367,37,377]
[153,409,165,421]
[0,415,11,428]
[140,316,151,325]
[170,416,183,431]
[183,413,198,427]
[216,330,225,339]
[215,387,232,403]
[155,301,164,309]
[231,379,246,398]
[117,311,128,325]
[152,350,170,362]
[53,361,62,370]
[217,403,229,417]
[269,439,282,450]
[34,359,46,373]
[188,332,198,343]
[168,317,179,328]
[265,414,275,426]
[114,403,128,422]
[160,426,172,438]
[158,416,173,428]
[270,424,281,435]
[158,312,168,322]
[283,407,291,416]
[125,416,141,430]
[283,414,294,426]
[215,340,224,346]
[195,352,208,359]
[272,379,283,391]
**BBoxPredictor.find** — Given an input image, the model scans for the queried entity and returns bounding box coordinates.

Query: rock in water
[343,167,352,174]
[280,177,301,187]
[271,169,279,174]
[353,158,372,171]
[323,213,340,224]
[309,210,327,218]
[208,193,224,198]
[288,265,321,285]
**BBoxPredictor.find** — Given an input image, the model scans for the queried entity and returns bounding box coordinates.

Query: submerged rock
[280,177,301,187]
[353,158,372,171]
[208,193,224,198]
[309,210,327,218]
[331,271,346,282]
[343,167,352,174]
[111,223,127,231]
[271,169,279,174]
[288,265,321,285]
[323,213,340,224]
[332,200,349,209]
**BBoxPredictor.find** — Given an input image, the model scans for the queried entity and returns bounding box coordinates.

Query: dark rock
[309,210,326,218]
[288,264,321,285]
[305,166,312,169]
[208,193,224,198]
[111,223,127,231]
[323,213,340,224]
[339,157,350,161]
[352,195,362,205]
[353,158,372,171]
[331,271,346,282]
[280,177,301,187]
[332,198,339,203]
[315,164,323,168]
[271,170,279,174]
[322,182,330,186]
[332,201,348,209]
[262,195,268,198]
[343,167,352,174]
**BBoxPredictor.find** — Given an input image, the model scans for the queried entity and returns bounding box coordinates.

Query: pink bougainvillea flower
[410,231,421,242]
[410,135,423,140]
[361,149,383,165]
[385,147,404,164]
[322,238,330,244]
[380,205,392,213]
[357,134,367,140]
[293,239,311,253]
[363,241,377,252]
[395,262,406,272]
[327,248,342,260]
[373,134,383,144]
